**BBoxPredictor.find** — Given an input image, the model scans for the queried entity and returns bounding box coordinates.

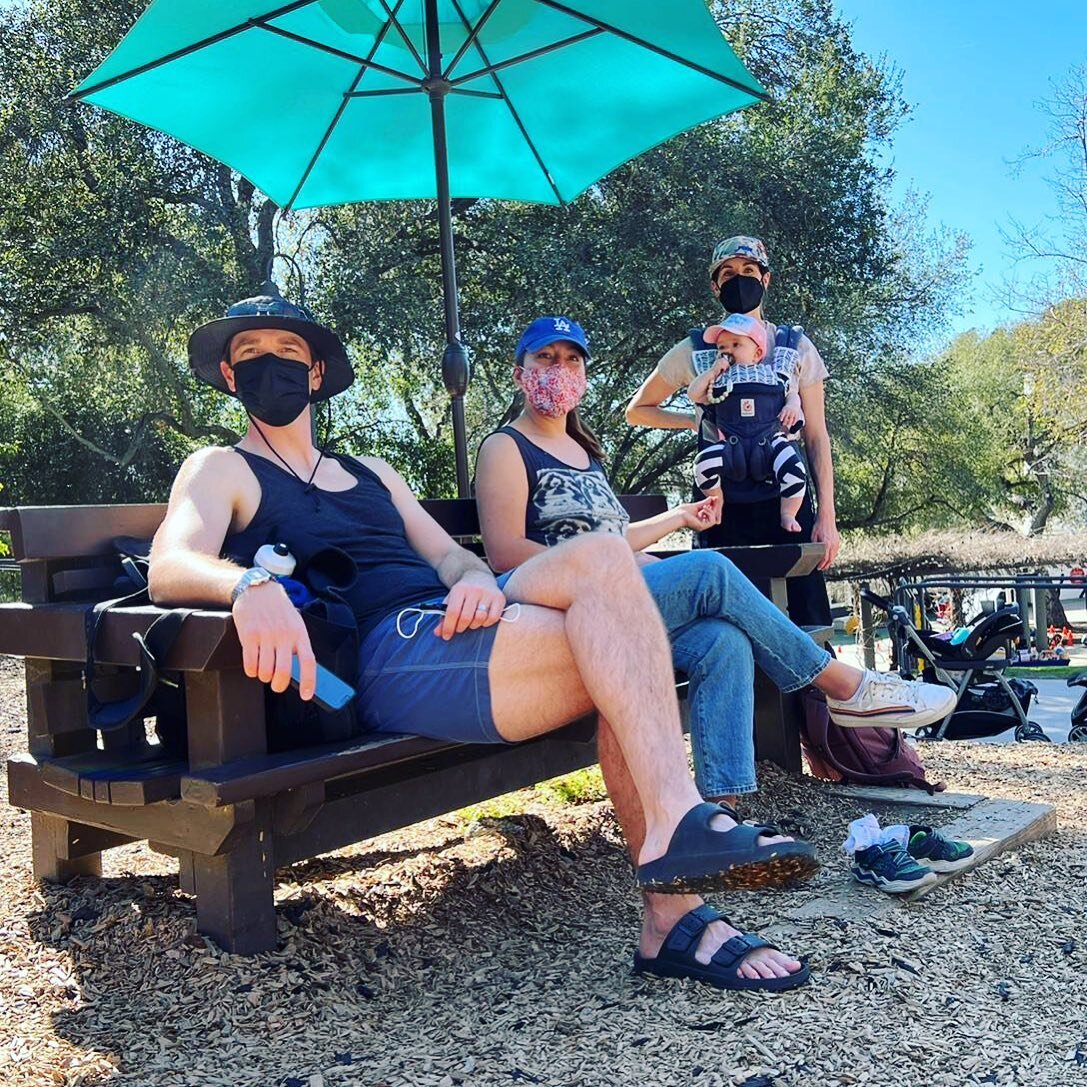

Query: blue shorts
[357,573,515,745]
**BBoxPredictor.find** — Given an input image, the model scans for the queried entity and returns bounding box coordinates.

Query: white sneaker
[825,670,957,730]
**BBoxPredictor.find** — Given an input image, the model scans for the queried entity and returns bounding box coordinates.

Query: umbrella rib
[448,88,504,99]
[285,4,407,211]
[256,22,423,85]
[442,0,504,80]
[70,0,317,100]
[448,28,603,86]
[531,0,769,101]
[349,87,419,97]
[374,0,429,76]
[448,0,564,205]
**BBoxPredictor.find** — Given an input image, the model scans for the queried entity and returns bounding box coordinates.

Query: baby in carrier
[689,313,808,532]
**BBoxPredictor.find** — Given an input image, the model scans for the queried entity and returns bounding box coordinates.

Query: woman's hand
[812,511,840,570]
[675,493,722,531]
[436,570,507,640]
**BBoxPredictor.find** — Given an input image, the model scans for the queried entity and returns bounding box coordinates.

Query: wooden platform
[783,785,1057,923]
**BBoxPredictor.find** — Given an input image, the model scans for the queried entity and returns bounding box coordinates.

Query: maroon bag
[800,689,944,794]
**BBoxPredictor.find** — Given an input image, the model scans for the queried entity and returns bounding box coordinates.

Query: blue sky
[835,0,1086,341]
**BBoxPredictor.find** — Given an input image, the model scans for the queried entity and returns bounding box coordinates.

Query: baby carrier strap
[775,324,804,350]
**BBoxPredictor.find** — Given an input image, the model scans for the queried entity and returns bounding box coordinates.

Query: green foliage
[538,767,608,806]
[939,300,1087,534]
[0,0,972,530]
[0,0,300,500]
[316,0,967,512]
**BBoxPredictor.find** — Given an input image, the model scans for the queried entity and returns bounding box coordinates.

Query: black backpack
[86,535,361,755]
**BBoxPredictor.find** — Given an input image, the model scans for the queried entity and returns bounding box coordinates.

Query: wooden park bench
[0,498,827,954]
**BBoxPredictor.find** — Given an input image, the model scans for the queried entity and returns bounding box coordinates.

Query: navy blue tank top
[498,427,630,546]
[223,448,446,640]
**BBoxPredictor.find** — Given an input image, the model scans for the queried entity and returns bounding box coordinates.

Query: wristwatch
[230,566,274,604]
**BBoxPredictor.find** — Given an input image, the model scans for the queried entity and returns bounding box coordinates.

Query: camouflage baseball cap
[709,235,770,277]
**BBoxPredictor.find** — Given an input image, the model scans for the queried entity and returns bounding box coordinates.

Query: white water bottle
[254,542,296,578]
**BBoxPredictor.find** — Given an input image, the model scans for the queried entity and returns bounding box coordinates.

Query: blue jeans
[641,551,832,797]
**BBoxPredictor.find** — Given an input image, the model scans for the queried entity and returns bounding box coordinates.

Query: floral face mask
[518,363,587,418]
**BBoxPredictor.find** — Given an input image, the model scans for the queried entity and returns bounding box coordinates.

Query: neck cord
[249,416,325,498]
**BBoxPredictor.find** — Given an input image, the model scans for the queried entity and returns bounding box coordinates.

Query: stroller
[860,588,1047,742]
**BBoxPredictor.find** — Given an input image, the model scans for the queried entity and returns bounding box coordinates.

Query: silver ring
[476,604,489,613]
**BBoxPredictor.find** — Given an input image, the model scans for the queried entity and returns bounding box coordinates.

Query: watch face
[233,567,271,603]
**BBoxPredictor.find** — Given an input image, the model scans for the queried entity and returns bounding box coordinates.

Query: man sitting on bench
[151,288,820,992]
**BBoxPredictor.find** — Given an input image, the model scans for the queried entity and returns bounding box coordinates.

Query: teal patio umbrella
[73,0,767,494]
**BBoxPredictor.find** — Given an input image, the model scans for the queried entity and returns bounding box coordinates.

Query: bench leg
[753,670,803,773]
[176,850,197,896]
[192,801,276,955]
[31,813,103,882]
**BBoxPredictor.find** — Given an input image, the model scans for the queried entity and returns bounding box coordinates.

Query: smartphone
[290,656,356,712]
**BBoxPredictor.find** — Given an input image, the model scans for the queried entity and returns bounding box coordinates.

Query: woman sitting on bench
[475,315,958,988]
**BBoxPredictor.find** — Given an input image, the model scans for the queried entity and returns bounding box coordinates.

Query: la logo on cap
[553,317,571,332]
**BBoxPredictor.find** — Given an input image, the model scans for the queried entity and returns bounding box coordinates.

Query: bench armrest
[0,602,240,669]
[648,542,825,579]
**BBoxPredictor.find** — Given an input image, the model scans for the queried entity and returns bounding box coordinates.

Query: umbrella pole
[425,0,471,498]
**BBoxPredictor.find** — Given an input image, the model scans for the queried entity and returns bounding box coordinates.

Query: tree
[941,303,1087,535]
[0,0,287,499]
[0,0,969,522]
[315,0,968,506]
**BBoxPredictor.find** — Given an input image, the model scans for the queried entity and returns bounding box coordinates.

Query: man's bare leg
[489,534,798,872]
[596,719,801,981]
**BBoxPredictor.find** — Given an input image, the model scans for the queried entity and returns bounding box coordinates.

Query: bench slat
[38,748,186,806]
[181,733,461,807]
[618,494,670,521]
[0,505,167,561]
[0,495,675,563]
[0,547,825,666]
[8,754,248,855]
[652,543,825,579]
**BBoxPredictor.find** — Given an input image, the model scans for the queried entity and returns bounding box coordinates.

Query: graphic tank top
[498,426,630,546]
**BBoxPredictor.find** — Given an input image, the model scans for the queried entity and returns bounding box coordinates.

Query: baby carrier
[691,324,804,501]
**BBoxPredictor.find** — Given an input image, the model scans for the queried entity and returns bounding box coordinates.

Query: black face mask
[717,273,766,314]
[231,353,315,427]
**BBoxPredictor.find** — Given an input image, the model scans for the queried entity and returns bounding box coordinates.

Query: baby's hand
[688,356,731,404]
[687,367,717,404]
[779,396,803,429]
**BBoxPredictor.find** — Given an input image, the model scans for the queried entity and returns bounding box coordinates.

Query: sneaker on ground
[851,841,938,894]
[825,670,957,730]
[907,824,974,873]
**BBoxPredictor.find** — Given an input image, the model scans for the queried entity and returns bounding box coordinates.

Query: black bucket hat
[188,281,354,401]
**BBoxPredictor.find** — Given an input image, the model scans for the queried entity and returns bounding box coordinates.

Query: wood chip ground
[0,654,1084,1087]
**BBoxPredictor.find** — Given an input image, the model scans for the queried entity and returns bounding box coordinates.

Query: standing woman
[625,236,838,627]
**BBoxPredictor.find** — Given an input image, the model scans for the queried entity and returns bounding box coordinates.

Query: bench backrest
[0,495,670,603]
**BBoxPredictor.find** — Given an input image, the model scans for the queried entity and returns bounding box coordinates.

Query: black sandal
[634,904,811,992]
[635,802,819,894]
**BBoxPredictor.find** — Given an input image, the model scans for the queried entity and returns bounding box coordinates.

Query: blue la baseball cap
[515,316,591,361]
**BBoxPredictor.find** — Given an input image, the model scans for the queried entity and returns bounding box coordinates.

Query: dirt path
[1,654,1085,1087]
